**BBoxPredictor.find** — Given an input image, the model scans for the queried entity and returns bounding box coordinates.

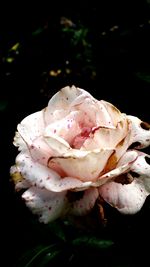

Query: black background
[1,2,150,266]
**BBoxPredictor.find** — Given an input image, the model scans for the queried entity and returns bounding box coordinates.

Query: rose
[10,86,150,223]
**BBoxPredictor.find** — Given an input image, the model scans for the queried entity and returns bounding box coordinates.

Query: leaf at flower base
[15,244,62,267]
[72,236,114,249]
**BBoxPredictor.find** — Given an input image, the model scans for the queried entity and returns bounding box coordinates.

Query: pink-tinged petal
[22,187,67,223]
[16,110,45,147]
[127,115,150,149]
[44,111,81,146]
[99,181,147,214]
[71,97,115,129]
[92,150,138,187]
[71,98,101,128]
[82,115,129,152]
[16,152,92,192]
[48,149,114,182]
[44,86,91,125]
[70,188,99,216]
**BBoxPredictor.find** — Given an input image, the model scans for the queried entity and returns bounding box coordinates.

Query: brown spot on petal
[114,173,133,184]
[140,121,150,130]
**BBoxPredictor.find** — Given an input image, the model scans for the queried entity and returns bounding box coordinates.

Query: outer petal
[15,152,92,192]
[127,115,150,148]
[99,181,147,214]
[22,187,67,223]
[129,151,150,191]
[28,136,53,165]
[48,148,114,182]
[16,110,45,147]
[99,151,150,214]
[70,188,99,216]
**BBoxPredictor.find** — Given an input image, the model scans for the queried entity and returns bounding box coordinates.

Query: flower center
[72,127,92,149]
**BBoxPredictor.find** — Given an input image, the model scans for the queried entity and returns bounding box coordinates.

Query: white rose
[10,86,150,223]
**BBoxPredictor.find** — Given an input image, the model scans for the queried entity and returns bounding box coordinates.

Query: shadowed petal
[22,187,67,223]
[99,181,147,214]
[70,188,99,216]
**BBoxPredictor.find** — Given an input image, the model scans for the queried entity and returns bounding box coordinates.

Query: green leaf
[15,244,62,267]
[72,236,114,249]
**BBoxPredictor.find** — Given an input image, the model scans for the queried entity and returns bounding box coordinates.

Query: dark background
[1,2,150,266]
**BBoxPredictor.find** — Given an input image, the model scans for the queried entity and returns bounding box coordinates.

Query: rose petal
[44,111,82,146]
[29,136,53,165]
[16,110,45,147]
[44,86,119,129]
[44,85,91,125]
[99,151,150,214]
[100,100,122,127]
[92,150,138,187]
[15,152,92,192]
[72,97,116,128]
[70,188,99,216]
[48,148,114,182]
[128,151,150,192]
[99,181,147,214]
[22,187,67,223]
[127,115,150,148]
[82,115,129,152]
[44,134,71,155]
